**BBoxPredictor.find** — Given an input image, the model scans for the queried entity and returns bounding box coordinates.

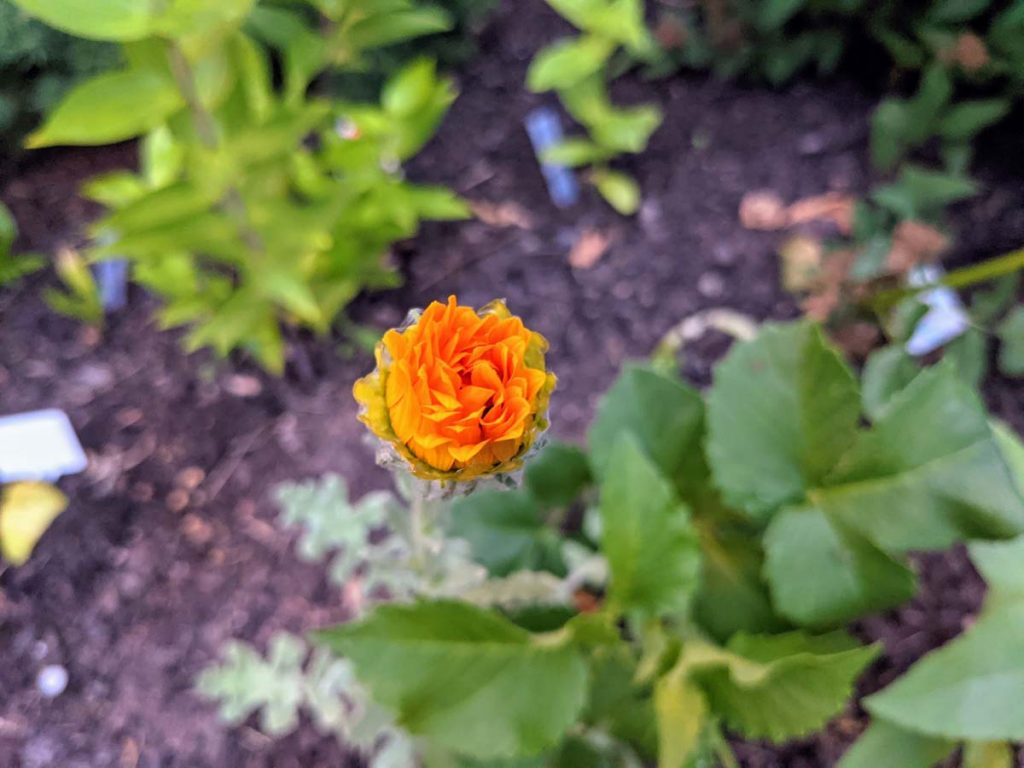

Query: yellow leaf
[0,482,68,565]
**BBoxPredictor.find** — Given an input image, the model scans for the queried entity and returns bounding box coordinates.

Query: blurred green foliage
[14,0,470,373]
[0,201,43,286]
[0,0,120,150]
[527,0,662,214]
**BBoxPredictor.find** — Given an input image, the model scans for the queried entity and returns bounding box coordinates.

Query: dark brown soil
[1,1,1023,767]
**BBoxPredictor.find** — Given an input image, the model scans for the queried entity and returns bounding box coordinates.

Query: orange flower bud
[353,296,556,480]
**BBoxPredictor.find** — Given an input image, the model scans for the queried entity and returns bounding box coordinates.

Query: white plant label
[0,409,88,483]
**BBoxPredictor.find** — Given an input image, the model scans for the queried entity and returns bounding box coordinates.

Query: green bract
[314,320,1024,766]
[14,0,468,372]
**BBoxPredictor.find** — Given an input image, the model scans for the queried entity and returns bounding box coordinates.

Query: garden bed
[1,1,1023,766]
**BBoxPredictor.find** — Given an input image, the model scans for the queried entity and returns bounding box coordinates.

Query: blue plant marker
[94,258,128,311]
[525,107,579,208]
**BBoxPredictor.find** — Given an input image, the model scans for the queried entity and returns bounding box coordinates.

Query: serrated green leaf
[997,306,1024,376]
[524,442,591,509]
[599,436,700,617]
[824,366,1024,552]
[196,633,306,734]
[451,490,564,577]
[527,36,615,92]
[315,601,588,759]
[588,364,706,496]
[27,69,182,148]
[838,721,954,768]
[676,631,878,742]
[706,322,860,519]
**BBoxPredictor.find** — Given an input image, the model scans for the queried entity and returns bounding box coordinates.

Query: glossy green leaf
[590,104,662,153]
[541,139,613,168]
[591,168,640,215]
[315,601,588,759]
[527,36,615,93]
[451,490,564,577]
[706,322,860,519]
[346,7,451,49]
[599,436,700,617]
[588,364,706,495]
[10,0,153,40]
[27,69,182,148]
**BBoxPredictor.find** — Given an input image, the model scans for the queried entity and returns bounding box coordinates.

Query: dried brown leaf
[569,228,612,269]
[946,32,990,72]
[785,192,855,234]
[739,191,788,230]
[802,249,856,322]
[829,322,881,360]
[887,220,949,274]
[778,234,824,293]
[470,200,534,230]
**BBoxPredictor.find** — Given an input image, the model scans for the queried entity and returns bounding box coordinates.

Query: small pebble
[697,271,726,299]
[37,665,69,698]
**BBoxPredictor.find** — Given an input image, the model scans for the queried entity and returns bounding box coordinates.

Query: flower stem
[409,479,429,572]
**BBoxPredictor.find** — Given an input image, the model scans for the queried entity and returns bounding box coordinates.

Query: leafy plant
[313,319,1024,766]
[44,246,103,326]
[842,531,1024,767]
[527,0,662,214]
[0,201,43,287]
[0,0,120,149]
[15,0,469,372]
